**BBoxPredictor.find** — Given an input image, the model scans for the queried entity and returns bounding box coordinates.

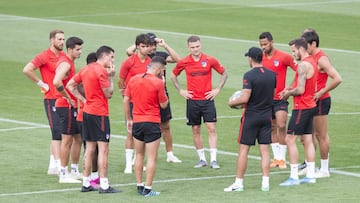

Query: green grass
[0,0,359,202]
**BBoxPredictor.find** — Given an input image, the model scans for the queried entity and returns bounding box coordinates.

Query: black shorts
[43,99,62,140]
[315,97,331,116]
[186,99,217,126]
[238,111,272,146]
[272,100,289,119]
[160,101,172,123]
[56,107,80,135]
[132,122,162,143]
[83,112,111,143]
[287,107,317,135]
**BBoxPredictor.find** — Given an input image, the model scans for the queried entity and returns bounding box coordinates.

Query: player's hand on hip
[205,88,220,100]
[180,89,193,99]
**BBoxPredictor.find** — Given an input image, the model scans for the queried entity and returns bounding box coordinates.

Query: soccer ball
[230,90,242,101]
[229,90,243,109]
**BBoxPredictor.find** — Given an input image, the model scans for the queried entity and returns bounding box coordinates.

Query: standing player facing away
[119,33,151,174]
[23,29,65,175]
[225,47,275,192]
[67,46,121,193]
[300,30,342,178]
[125,32,182,163]
[259,32,297,169]
[171,35,228,169]
[53,36,84,183]
[124,56,169,197]
[279,38,318,186]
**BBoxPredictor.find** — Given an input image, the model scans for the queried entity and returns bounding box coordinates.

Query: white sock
[144,185,152,190]
[271,143,279,160]
[71,164,79,173]
[197,148,206,161]
[167,151,174,159]
[320,159,329,172]
[290,164,299,180]
[306,162,315,178]
[55,159,61,170]
[49,155,56,168]
[91,171,99,180]
[235,177,243,187]
[83,176,90,187]
[125,149,134,167]
[279,144,287,161]
[262,176,269,188]
[60,166,67,176]
[209,148,217,162]
[100,177,109,190]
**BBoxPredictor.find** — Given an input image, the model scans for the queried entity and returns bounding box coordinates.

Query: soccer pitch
[0,0,359,202]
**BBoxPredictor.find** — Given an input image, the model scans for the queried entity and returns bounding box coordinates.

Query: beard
[54,44,63,51]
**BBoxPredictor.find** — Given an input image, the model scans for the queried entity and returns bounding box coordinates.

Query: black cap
[147,32,157,43]
[244,47,263,62]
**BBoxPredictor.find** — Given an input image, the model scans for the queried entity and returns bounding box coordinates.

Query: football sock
[209,148,217,162]
[290,164,299,179]
[197,148,206,161]
[100,177,109,190]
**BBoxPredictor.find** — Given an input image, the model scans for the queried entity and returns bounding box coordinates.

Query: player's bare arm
[23,62,49,93]
[125,44,136,56]
[66,79,86,103]
[123,95,132,134]
[170,72,193,99]
[53,62,75,107]
[280,62,307,100]
[103,66,115,99]
[205,70,228,100]
[156,38,181,63]
[228,88,251,109]
[314,56,342,100]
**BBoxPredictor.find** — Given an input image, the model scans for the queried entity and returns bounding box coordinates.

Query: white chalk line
[0,14,359,55]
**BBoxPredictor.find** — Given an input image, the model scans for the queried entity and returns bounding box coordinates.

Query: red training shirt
[293,56,318,110]
[119,54,151,88]
[313,50,330,100]
[31,48,66,99]
[55,55,78,107]
[262,49,297,100]
[124,73,168,123]
[172,53,225,100]
[72,62,111,116]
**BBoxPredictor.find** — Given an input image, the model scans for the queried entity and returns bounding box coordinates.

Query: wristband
[37,80,45,87]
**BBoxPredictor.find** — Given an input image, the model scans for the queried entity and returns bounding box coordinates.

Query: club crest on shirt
[273,60,280,67]
[201,60,207,68]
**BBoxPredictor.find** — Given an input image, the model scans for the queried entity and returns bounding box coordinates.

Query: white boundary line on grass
[0,171,288,197]
[0,14,359,55]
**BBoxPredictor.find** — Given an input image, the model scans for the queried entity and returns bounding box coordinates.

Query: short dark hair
[86,52,97,64]
[135,33,151,46]
[151,55,167,66]
[49,29,64,39]
[66,37,83,49]
[301,31,320,47]
[187,35,200,43]
[289,38,308,50]
[259,32,273,41]
[96,45,114,59]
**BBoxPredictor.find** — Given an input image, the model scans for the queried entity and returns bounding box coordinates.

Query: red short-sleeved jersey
[72,62,110,116]
[119,54,151,87]
[262,49,297,100]
[31,48,66,99]
[55,55,78,107]
[124,73,168,123]
[293,56,318,110]
[172,53,225,100]
[313,50,330,100]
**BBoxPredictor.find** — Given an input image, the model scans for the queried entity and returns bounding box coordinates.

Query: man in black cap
[125,33,182,163]
[224,47,276,192]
